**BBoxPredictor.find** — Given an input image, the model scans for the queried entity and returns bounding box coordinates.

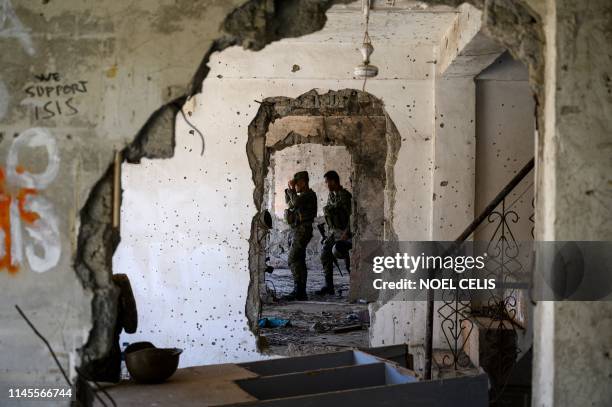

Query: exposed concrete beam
[329,0,457,12]
[436,4,504,78]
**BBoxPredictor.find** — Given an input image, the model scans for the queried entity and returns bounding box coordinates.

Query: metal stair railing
[424,158,535,380]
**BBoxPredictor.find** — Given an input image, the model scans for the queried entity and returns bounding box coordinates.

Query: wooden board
[95,364,258,407]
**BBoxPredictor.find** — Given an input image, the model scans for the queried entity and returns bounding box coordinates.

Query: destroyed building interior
[0,0,611,406]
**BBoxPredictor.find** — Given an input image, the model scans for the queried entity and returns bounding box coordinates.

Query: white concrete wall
[114,97,262,366]
[368,15,534,377]
[474,53,535,350]
[475,53,535,244]
[370,75,478,374]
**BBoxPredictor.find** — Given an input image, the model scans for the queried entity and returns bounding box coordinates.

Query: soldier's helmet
[293,171,309,183]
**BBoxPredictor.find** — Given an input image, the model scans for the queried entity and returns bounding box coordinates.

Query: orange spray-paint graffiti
[0,127,61,274]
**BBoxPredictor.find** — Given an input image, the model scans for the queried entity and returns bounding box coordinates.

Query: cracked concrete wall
[113,85,402,365]
[2,0,611,404]
[113,11,438,363]
[111,1,545,380]
[427,1,612,404]
[369,4,485,374]
[367,1,540,378]
[437,3,504,77]
[0,0,351,400]
[0,0,244,397]
[532,0,612,406]
[109,2,461,371]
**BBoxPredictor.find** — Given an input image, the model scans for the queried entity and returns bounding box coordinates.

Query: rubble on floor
[260,300,369,356]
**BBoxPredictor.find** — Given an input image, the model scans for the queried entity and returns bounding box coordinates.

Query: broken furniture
[96,347,488,406]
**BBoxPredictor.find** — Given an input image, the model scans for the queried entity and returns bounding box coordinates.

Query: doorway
[246,89,400,355]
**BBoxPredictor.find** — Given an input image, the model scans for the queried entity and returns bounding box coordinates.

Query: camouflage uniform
[320,187,352,290]
[284,173,317,299]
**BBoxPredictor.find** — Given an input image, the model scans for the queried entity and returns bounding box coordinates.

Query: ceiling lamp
[354,0,378,88]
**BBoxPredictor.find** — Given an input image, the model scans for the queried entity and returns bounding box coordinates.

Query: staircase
[424,158,535,405]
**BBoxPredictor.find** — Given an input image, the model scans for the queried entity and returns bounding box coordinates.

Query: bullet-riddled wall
[114,31,440,365]
[1,1,611,405]
[0,0,247,395]
[0,0,350,396]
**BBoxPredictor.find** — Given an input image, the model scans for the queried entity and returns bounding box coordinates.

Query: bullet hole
[291,64,301,72]
[440,181,448,186]
[440,123,445,128]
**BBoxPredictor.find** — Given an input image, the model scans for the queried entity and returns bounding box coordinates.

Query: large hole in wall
[246,90,401,354]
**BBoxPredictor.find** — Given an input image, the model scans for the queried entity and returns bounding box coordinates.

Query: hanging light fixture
[354,0,378,88]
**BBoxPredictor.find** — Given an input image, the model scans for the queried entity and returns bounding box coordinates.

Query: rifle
[317,223,343,276]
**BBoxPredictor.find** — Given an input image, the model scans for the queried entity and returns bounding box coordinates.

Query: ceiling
[291,1,459,46]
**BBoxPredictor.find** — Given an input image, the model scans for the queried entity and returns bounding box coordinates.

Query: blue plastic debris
[258,317,291,328]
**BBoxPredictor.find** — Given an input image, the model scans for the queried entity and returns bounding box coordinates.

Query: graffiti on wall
[23,73,88,119]
[0,127,61,274]
[0,0,35,56]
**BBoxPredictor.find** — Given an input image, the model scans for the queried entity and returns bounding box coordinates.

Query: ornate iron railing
[424,158,535,380]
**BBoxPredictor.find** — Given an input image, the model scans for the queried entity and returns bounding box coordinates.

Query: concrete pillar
[431,77,476,242]
[533,0,612,406]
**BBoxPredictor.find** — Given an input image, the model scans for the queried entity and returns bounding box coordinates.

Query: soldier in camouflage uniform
[283,171,317,301]
[317,170,352,295]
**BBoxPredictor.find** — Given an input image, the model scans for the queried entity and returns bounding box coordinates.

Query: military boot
[315,274,335,295]
[281,282,299,301]
[295,281,308,301]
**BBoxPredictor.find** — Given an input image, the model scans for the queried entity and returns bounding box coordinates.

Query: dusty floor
[262,266,351,301]
[260,267,369,356]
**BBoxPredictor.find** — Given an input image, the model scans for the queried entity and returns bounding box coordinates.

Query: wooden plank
[95,364,258,407]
